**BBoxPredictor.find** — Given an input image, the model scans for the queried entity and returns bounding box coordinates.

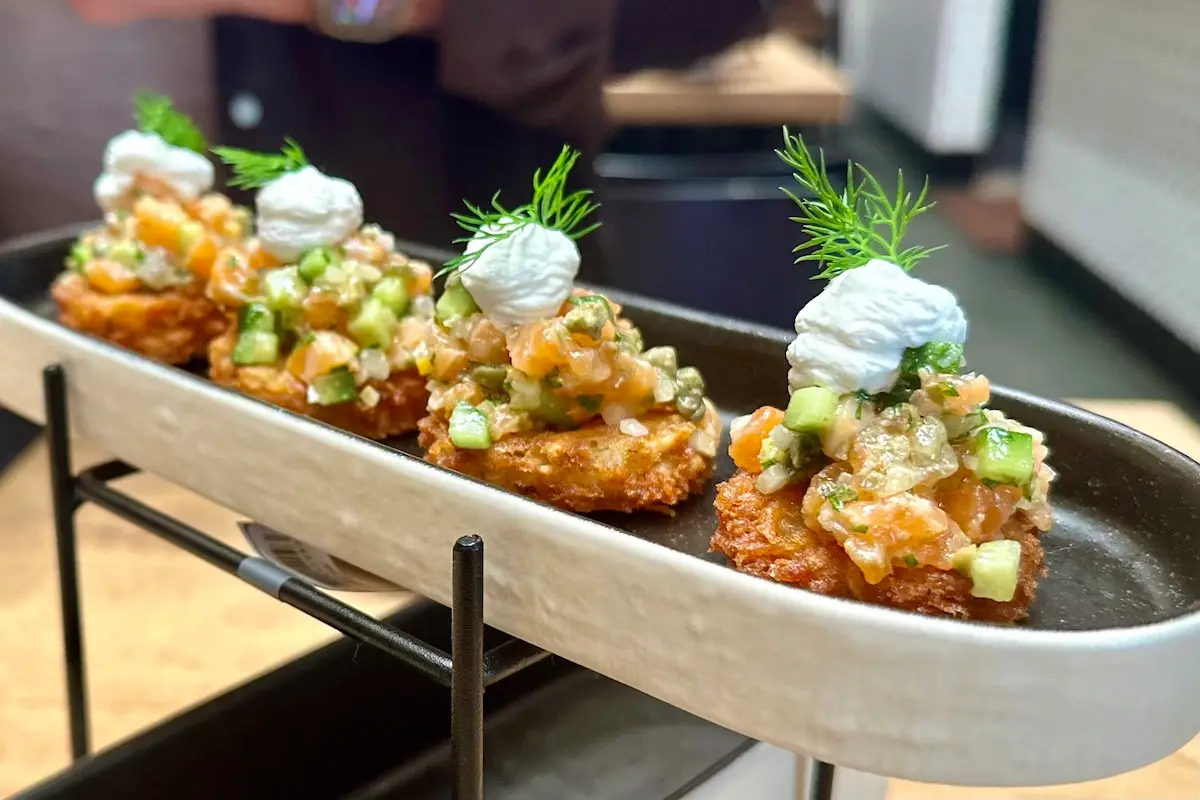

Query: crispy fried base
[418,410,714,514]
[51,273,227,365]
[712,470,1045,623]
[208,327,428,440]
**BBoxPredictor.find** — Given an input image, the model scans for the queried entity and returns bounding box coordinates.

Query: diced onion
[769,424,797,451]
[358,348,391,382]
[602,403,632,426]
[412,295,435,319]
[359,386,380,408]
[689,430,718,458]
[653,371,677,404]
[755,464,793,494]
[729,414,752,440]
[619,418,649,437]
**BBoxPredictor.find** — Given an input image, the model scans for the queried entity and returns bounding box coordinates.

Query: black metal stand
[40,364,550,800]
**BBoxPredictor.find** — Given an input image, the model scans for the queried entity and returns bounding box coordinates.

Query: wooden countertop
[0,400,1196,798]
[605,32,850,126]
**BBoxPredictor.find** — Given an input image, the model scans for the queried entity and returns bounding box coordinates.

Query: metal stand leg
[43,365,90,760]
[451,535,485,800]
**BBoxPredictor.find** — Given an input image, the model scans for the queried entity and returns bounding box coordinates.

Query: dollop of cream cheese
[256,165,364,262]
[93,130,215,212]
[459,222,581,327]
[787,259,967,395]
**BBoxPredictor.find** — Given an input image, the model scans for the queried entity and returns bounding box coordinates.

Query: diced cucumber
[950,545,978,576]
[471,365,509,391]
[67,242,93,272]
[970,427,1035,487]
[311,367,358,406]
[967,540,1021,602]
[348,297,399,348]
[178,221,204,255]
[238,302,277,334]
[263,267,308,311]
[900,341,964,375]
[107,240,143,267]
[435,280,480,326]
[231,331,279,366]
[373,274,410,315]
[564,295,612,338]
[449,402,492,449]
[755,464,793,494]
[783,386,839,433]
[298,246,339,282]
[643,346,678,375]
[758,437,785,469]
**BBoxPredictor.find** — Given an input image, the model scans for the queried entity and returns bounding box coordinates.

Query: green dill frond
[437,145,600,279]
[133,92,207,154]
[211,138,310,190]
[777,127,945,280]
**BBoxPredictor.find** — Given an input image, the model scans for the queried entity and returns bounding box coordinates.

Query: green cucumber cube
[783,386,839,433]
[231,331,279,366]
[435,280,480,326]
[970,427,1035,487]
[449,401,492,449]
[298,246,338,283]
[348,297,399,348]
[311,367,358,406]
[238,302,277,334]
[968,539,1021,602]
[373,274,411,315]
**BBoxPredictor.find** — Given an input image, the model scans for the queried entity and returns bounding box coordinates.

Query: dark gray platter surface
[5,227,1200,634]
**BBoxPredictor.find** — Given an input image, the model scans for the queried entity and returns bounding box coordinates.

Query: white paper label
[239,521,401,593]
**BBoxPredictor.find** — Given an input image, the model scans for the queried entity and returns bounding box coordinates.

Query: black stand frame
[39,363,843,800]
[41,364,550,800]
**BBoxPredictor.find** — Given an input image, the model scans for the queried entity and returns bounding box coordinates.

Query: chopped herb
[577,395,603,412]
[818,483,858,511]
[900,341,964,376]
[981,477,999,488]
[213,139,310,189]
[543,368,563,389]
[936,383,960,398]
[439,145,601,278]
[855,390,870,420]
[851,524,869,533]
[134,92,207,153]
[902,554,919,568]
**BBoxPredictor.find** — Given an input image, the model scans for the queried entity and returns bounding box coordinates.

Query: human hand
[67,0,312,25]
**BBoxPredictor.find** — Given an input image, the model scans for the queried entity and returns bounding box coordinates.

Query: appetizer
[52,93,246,363]
[417,147,723,513]
[206,140,434,439]
[712,131,1055,622]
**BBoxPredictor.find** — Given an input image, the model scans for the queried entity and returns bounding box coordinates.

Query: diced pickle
[471,365,508,390]
[783,386,839,433]
[231,331,279,366]
[564,295,611,339]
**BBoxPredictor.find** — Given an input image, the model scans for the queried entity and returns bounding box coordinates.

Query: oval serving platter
[1,227,1199,787]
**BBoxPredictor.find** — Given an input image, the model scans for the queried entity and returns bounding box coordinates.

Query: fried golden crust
[418,410,714,514]
[51,274,227,365]
[712,470,1045,623]
[208,326,428,440]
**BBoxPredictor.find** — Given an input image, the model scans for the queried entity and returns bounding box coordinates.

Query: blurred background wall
[0,4,215,238]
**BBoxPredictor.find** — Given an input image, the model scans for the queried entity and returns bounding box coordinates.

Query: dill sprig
[777,127,945,280]
[211,138,310,190]
[134,92,207,154]
[437,145,600,278]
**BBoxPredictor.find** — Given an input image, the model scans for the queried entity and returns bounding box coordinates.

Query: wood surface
[605,32,850,126]
[0,400,1195,797]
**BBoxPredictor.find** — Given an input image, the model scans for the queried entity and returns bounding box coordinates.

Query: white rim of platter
[1,226,1198,788]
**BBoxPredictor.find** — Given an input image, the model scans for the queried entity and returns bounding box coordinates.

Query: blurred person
[60,0,773,282]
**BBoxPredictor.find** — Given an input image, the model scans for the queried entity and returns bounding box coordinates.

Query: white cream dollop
[786,259,967,395]
[256,165,364,262]
[93,130,215,212]
[459,222,580,327]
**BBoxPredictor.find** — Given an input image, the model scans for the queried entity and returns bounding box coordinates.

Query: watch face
[316,0,411,42]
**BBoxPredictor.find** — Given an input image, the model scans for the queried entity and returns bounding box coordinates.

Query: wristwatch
[312,0,418,43]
